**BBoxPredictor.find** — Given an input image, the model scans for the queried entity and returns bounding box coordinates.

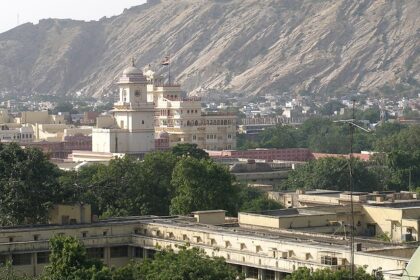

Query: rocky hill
[0,0,418,98]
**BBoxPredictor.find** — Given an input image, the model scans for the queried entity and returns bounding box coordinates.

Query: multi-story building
[0,202,418,279]
[144,69,237,150]
[92,61,155,155]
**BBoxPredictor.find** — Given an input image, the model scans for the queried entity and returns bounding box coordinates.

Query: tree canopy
[285,267,381,280]
[170,157,238,215]
[171,143,210,159]
[282,157,379,192]
[43,235,110,280]
[0,143,63,226]
[39,236,243,280]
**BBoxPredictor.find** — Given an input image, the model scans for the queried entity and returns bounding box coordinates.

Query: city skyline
[0,0,146,33]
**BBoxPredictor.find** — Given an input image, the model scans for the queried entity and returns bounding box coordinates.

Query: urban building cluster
[0,62,237,161]
[0,61,419,280]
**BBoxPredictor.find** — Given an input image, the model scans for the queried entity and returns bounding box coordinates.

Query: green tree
[374,125,420,189]
[238,188,283,212]
[130,247,243,280]
[258,125,299,149]
[320,100,345,116]
[0,261,33,280]
[285,267,380,280]
[283,157,380,192]
[0,143,63,226]
[75,156,175,217]
[43,235,112,280]
[171,143,209,159]
[375,125,420,153]
[53,102,75,114]
[138,152,178,215]
[170,158,238,215]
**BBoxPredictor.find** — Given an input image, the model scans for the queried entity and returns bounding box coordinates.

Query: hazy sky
[0,0,146,33]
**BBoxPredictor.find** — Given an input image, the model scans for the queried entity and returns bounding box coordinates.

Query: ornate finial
[131,57,136,67]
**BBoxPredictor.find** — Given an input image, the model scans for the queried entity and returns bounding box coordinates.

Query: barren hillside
[0,0,418,98]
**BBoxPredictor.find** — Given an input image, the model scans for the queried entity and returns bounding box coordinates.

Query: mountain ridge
[0,0,418,99]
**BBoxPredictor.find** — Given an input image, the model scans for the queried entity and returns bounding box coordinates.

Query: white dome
[123,66,142,75]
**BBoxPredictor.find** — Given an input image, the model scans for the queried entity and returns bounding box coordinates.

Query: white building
[92,62,155,155]
[145,68,237,150]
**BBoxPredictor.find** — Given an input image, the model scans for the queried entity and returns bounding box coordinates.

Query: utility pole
[349,99,355,279]
[333,99,371,280]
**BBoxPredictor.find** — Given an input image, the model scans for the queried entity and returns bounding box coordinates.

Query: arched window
[195,120,198,126]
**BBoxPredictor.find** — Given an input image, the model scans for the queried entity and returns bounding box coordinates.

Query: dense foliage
[43,236,109,280]
[40,236,243,280]
[239,120,420,191]
[0,142,280,226]
[285,267,381,280]
[282,157,380,192]
[238,118,417,154]
[0,143,63,226]
[170,157,238,215]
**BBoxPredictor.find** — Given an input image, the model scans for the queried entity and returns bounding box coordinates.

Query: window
[8,237,14,242]
[146,249,156,259]
[103,231,108,236]
[82,232,88,238]
[247,267,258,278]
[0,255,8,265]
[61,215,70,224]
[265,270,276,280]
[37,252,50,264]
[134,247,144,258]
[33,235,39,241]
[142,120,144,124]
[110,246,128,258]
[87,248,104,259]
[321,256,338,265]
[12,253,31,266]
[192,135,197,141]
[228,134,232,139]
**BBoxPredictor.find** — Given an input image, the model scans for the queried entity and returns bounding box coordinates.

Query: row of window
[0,247,156,266]
[0,133,33,140]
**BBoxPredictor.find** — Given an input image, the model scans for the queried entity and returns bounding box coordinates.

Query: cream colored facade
[267,190,420,243]
[0,204,417,279]
[144,70,237,150]
[17,111,65,125]
[92,63,155,154]
[0,109,76,142]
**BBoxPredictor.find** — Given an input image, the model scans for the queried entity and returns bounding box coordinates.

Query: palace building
[144,67,237,150]
[77,62,236,161]
[91,61,156,155]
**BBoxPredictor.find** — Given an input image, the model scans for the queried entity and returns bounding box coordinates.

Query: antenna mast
[349,99,355,279]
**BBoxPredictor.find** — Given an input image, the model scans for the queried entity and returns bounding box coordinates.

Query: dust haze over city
[0,1,419,280]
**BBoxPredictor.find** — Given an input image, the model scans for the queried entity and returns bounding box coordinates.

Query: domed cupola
[118,58,147,84]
